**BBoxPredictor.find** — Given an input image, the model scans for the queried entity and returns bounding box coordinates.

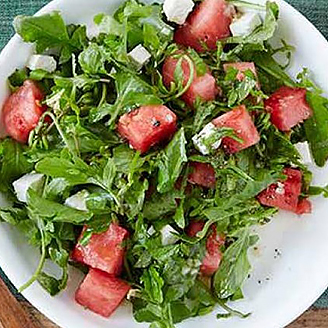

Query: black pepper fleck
[152,118,161,127]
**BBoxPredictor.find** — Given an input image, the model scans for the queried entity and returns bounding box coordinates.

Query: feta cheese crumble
[192,123,222,155]
[163,0,194,25]
[13,173,45,203]
[230,12,262,37]
[128,45,151,70]
[27,55,57,73]
[161,225,179,246]
[295,142,313,165]
[65,190,90,212]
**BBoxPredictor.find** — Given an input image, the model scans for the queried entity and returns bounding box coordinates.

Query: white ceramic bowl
[0,1,328,327]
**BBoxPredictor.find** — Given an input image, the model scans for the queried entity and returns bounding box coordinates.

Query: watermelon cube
[186,221,225,276]
[296,198,312,215]
[174,0,234,52]
[75,268,130,317]
[264,86,312,131]
[71,222,129,276]
[212,105,260,153]
[223,62,259,84]
[258,168,303,213]
[188,162,216,188]
[118,105,177,154]
[162,53,218,107]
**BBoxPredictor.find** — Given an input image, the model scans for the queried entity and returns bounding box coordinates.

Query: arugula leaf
[94,13,124,36]
[125,179,149,219]
[27,189,92,224]
[191,102,218,135]
[245,51,295,93]
[214,229,258,299]
[173,200,185,229]
[35,156,93,185]
[227,76,257,107]
[216,170,281,209]
[91,71,162,127]
[157,129,187,193]
[230,2,278,45]
[60,117,106,154]
[14,13,88,63]
[0,208,27,225]
[0,139,32,191]
[143,191,180,221]
[8,68,29,89]
[141,266,164,304]
[113,145,144,174]
[304,93,328,167]
[38,240,69,295]
[78,43,108,75]
[14,12,70,53]
[38,269,68,296]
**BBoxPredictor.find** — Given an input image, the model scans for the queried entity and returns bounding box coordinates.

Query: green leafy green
[14,12,69,53]
[214,229,258,299]
[157,129,187,193]
[2,2,328,327]
[304,93,328,167]
[0,139,32,191]
[27,189,92,224]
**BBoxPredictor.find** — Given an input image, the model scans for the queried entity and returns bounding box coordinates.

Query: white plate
[0,0,328,327]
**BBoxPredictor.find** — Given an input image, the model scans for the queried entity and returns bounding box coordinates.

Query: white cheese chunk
[161,225,179,246]
[87,24,100,39]
[230,12,262,37]
[13,173,45,203]
[192,122,222,155]
[163,0,194,25]
[128,45,151,70]
[295,142,313,165]
[65,190,90,212]
[148,226,156,236]
[27,55,57,73]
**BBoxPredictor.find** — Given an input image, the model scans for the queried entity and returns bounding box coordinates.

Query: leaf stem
[19,219,47,293]
[174,55,195,99]
[217,298,251,319]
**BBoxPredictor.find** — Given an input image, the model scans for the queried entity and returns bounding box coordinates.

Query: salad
[1,0,328,326]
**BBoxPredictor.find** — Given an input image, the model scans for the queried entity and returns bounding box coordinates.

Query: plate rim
[0,1,328,328]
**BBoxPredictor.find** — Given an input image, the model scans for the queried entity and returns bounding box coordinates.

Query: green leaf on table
[157,128,187,193]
